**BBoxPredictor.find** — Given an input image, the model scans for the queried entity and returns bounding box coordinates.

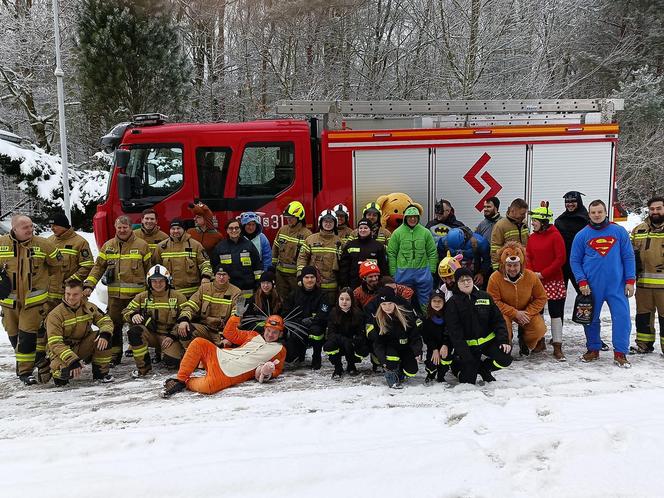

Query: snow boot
[124,349,133,358]
[532,337,546,353]
[478,362,496,383]
[332,364,344,379]
[552,342,566,362]
[581,350,599,363]
[161,378,186,398]
[131,368,151,379]
[436,365,448,383]
[601,341,610,352]
[53,377,69,386]
[424,371,436,384]
[19,374,37,386]
[384,370,402,389]
[346,362,359,376]
[631,341,654,354]
[518,336,530,357]
[614,352,631,368]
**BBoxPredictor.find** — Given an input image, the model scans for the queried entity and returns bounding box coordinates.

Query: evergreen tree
[75,0,191,134]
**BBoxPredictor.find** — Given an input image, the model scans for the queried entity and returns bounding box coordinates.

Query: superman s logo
[588,236,617,256]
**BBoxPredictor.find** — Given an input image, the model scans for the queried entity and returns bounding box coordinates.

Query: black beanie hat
[215,264,233,275]
[49,212,71,229]
[170,218,185,228]
[357,218,371,229]
[259,271,276,285]
[299,266,318,283]
[375,286,398,304]
[454,267,474,283]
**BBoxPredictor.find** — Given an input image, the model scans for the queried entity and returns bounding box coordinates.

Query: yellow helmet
[363,202,381,216]
[438,252,462,278]
[283,201,306,222]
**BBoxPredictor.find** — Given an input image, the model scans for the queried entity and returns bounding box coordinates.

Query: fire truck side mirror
[115,149,130,170]
[118,173,131,202]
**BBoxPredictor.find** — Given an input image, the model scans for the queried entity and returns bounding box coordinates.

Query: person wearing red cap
[161,301,287,397]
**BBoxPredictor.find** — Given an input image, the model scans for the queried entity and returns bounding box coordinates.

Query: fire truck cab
[94,99,624,248]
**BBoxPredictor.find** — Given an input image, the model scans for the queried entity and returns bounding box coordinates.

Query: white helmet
[333,203,349,219]
[146,264,171,289]
[318,209,338,231]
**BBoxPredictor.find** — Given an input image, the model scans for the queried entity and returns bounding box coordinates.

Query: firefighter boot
[478,360,496,383]
[36,356,52,384]
[329,354,343,379]
[532,337,546,353]
[311,344,323,371]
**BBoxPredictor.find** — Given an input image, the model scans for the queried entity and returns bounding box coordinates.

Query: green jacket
[387,222,438,274]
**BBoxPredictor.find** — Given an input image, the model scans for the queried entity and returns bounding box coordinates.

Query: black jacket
[326,306,365,340]
[444,288,507,362]
[421,315,451,351]
[283,286,330,339]
[554,206,589,255]
[368,309,423,355]
[338,236,388,289]
[210,237,262,291]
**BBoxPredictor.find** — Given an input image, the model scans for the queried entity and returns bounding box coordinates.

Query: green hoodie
[387,219,438,274]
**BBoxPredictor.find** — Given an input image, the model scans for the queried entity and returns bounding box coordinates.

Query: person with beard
[353,261,384,309]
[570,200,635,367]
[475,197,502,242]
[133,209,168,253]
[339,218,388,289]
[554,191,589,294]
[490,198,529,270]
[631,196,664,354]
[426,199,466,232]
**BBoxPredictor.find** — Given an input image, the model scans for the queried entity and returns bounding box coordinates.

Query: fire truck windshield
[124,144,184,203]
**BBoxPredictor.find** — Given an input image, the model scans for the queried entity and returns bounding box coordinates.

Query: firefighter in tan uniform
[83,215,152,365]
[177,264,242,345]
[123,265,188,377]
[333,203,354,246]
[45,279,114,385]
[133,208,168,252]
[0,214,62,385]
[297,209,342,303]
[272,201,311,298]
[153,218,212,297]
[490,198,530,270]
[632,196,664,353]
[47,212,94,304]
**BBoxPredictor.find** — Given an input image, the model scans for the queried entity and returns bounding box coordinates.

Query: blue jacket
[241,212,273,272]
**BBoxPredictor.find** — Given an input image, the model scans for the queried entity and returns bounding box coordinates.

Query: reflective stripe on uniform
[492,360,507,369]
[466,332,496,346]
[386,355,400,361]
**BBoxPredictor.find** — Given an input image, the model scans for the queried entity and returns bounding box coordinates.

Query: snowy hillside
[0,218,660,497]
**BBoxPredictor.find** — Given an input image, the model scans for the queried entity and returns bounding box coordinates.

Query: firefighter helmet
[363,202,381,216]
[333,203,350,220]
[283,201,306,222]
[438,252,462,278]
[318,209,338,230]
[146,264,172,289]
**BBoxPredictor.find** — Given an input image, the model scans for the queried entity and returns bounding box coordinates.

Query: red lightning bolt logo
[463,152,503,211]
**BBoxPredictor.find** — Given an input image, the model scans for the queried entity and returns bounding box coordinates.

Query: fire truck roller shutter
[529,142,614,222]
[434,145,527,228]
[352,149,431,223]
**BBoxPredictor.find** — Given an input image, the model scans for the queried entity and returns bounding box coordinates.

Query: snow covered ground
[2,216,662,498]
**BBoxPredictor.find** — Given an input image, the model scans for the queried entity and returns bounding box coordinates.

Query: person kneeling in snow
[161,300,287,397]
[446,268,512,384]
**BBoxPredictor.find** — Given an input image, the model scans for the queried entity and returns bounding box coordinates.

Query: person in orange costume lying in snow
[161,299,287,398]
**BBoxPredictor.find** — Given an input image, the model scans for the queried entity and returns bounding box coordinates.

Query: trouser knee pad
[127,326,144,346]
[8,334,18,350]
[635,313,652,333]
[17,330,37,353]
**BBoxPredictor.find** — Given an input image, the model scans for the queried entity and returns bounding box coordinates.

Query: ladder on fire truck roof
[274,99,624,130]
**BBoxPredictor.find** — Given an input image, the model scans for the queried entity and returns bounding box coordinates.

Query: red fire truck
[93,99,625,248]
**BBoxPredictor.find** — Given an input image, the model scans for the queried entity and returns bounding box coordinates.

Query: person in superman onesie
[570,199,636,366]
